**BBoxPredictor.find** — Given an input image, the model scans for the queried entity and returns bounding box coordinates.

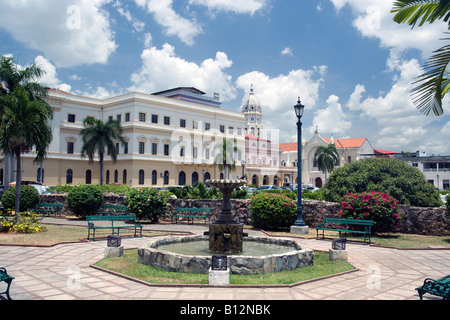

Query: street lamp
[291,97,309,235]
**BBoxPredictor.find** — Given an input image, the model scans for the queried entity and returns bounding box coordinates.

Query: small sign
[332,238,347,250]
[107,235,121,247]
[211,256,228,271]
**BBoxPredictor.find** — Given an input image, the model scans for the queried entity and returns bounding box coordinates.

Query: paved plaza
[1,218,449,301]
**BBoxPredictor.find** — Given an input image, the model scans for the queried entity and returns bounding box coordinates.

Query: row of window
[68,113,242,134]
[67,141,224,160]
[64,169,216,186]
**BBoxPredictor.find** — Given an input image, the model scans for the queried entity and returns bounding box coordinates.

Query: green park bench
[97,204,129,215]
[316,217,374,245]
[416,275,450,300]
[171,207,212,225]
[86,214,143,241]
[32,203,63,217]
[0,267,14,300]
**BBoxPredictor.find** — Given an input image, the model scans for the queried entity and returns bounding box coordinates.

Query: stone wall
[40,194,449,236]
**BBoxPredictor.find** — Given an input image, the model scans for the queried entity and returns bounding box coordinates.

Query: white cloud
[34,56,72,92]
[343,57,448,152]
[236,67,326,142]
[329,0,447,58]
[188,0,268,15]
[311,95,351,136]
[0,0,117,68]
[281,47,293,56]
[135,0,203,45]
[117,6,145,32]
[129,43,236,100]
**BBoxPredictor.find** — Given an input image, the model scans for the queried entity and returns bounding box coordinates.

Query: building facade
[0,87,246,188]
[395,152,450,190]
[280,129,390,188]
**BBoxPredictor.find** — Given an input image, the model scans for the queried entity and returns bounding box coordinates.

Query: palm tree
[213,137,241,180]
[392,0,450,116]
[80,117,125,185]
[0,55,49,190]
[314,143,339,182]
[0,88,53,223]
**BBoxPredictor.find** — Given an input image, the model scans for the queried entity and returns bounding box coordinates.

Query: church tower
[240,85,263,137]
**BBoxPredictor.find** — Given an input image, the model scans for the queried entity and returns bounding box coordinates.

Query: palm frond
[411,37,450,115]
[392,0,450,29]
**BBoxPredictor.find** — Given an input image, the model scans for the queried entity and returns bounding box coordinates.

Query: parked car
[303,185,320,192]
[239,186,256,193]
[256,185,282,191]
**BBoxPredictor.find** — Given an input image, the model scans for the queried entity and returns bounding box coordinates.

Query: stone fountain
[137,178,314,276]
[206,179,246,254]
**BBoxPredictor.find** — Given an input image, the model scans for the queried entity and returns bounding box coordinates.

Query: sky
[0,0,449,154]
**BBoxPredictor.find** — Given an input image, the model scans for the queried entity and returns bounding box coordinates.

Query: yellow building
[0,87,246,188]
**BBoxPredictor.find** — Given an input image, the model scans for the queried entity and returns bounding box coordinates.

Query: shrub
[1,186,40,212]
[231,189,249,199]
[446,194,450,214]
[0,211,47,234]
[338,191,401,234]
[322,157,442,207]
[126,187,169,222]
[67,185,104,218]
[302,189,325,201]
[250,192,297,230]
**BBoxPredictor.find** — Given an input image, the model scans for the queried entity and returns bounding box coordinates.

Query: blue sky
[0,0,449,154]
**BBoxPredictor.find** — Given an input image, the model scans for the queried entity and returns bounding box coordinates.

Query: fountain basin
[138,236,314,275]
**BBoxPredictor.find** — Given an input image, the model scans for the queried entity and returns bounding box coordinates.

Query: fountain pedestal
[206,179,247,255]
[209,224,243,254]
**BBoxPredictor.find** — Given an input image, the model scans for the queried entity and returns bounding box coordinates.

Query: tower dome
[241,85,262,113]
[241,85,263,137]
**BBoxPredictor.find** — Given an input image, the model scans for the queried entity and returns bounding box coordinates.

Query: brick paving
[1,218,449,301]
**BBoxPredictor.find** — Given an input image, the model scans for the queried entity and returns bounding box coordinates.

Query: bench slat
[316,217,373,245]
[172,208,211,225]
[86,214,142,241]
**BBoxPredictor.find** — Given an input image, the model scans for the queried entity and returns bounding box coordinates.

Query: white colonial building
[0,87,246,187]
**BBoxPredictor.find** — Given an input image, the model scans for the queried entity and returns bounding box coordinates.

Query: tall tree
[80,117,125,185]
[0,55,49,190]
[0,88,53,223]
[392,0,450,116]
[214,137,241,180]
[314,143,339,182]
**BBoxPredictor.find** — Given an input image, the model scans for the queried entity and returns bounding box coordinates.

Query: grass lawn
[266,228,450,249]
[0,224,172,246]
[94,249,355,286]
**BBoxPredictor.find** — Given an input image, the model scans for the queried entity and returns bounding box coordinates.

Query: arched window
[152,170,157,185]
[164,171,169,185]
[123,170,127,185]
[192,172,199,185]
[106,170,110,184]
[204,172,211,183]
[220,173,224,179]
[139,170,145,185]
[179,171,186,185]
[114,170,118,183]
[66,169,73,184]
[85,170,92,184]
[347,156,352,163]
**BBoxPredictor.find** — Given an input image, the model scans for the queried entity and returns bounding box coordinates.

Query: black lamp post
[294,97,306,227]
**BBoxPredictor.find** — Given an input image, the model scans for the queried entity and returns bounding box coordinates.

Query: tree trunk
[14,150,21,224]
[100,153,104,185]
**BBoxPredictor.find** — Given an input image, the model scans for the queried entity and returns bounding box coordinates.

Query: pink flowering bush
[338,191,401,234]
[250,192,297,230]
